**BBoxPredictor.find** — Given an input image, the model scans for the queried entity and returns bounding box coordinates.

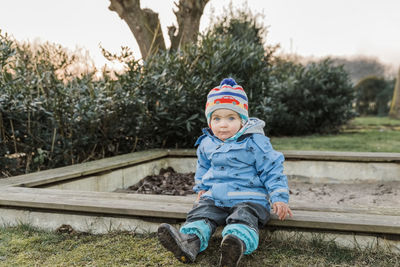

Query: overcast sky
[1,0,399,69]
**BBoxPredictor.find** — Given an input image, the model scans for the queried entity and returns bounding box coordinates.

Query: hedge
[0,15,354,177]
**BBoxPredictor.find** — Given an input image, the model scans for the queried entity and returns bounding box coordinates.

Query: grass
[0,224,399,266]
[271,116,400,152]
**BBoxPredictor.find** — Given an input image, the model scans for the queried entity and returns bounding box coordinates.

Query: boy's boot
[219,234,245,267]
[157,223,200,263]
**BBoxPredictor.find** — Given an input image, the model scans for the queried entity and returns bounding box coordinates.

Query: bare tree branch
[109,0,166,59]
[169,0,210,50]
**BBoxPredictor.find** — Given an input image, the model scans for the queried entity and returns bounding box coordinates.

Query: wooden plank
[289,202,400,216]
[281,150,400,163]
[0,188,191,219]
[269,210,400,234]
[3,188,398,216]
[167,149,400,162]
[167,149,196,157]
[0,187,399,235]
[1,187,196,205]
[0,150,168,188]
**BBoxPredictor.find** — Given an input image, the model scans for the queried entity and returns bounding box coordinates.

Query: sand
[288,180,400,208]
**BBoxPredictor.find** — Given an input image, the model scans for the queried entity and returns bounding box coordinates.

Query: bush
[262,59,355,135]
[0,9,355,177]
[355,76,394,116]
[0,32,145,176]
[103,31,272,149]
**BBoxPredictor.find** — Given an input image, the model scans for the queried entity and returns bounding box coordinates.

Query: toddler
[158,78,292,267]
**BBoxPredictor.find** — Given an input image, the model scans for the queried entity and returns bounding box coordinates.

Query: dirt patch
[120,168,400,207]
[125,167,195,196]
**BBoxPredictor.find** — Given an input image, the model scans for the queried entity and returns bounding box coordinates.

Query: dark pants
[184,198,270,235]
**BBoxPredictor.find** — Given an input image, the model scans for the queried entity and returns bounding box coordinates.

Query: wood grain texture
[0,187,399,235]
[0,150,168,187]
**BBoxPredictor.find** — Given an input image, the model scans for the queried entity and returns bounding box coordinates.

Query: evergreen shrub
[355,76,394,116]
[1,11,355,177]
[0,32,145,176]
[264,59,355,135]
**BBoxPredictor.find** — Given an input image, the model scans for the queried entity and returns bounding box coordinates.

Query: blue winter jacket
[193,118,289,210]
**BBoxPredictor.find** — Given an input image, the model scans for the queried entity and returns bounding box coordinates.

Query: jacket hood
[240,117,265,136]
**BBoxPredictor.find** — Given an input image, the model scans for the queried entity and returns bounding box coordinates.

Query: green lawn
[271,116,400,152]
[0,225,398,266]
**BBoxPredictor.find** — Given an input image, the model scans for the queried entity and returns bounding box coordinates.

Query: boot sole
[157,224,195,263]
[219,235,243,267]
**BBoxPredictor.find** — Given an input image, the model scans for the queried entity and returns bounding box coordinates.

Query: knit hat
[205,78,249,125]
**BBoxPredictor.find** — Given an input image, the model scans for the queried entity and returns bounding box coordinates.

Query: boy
[158,78,292,267]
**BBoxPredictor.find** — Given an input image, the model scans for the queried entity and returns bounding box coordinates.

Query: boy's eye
[213,117,220,121]
[229,117,236,121]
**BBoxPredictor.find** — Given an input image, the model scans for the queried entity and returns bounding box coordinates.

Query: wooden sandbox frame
[0,149,399,253]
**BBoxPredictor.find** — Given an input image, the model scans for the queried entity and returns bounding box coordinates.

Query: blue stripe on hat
[207,92,248,101]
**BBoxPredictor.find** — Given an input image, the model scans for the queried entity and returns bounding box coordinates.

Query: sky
[1,0,400,70]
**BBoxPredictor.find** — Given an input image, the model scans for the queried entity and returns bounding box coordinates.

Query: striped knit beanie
[205,78,249,125]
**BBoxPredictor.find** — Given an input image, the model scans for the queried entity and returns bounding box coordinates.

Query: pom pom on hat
[205,78,249,125]
[220,78,237,87]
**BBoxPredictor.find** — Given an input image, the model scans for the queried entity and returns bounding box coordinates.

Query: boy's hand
[272,202,293,220]
[196,190,206,201]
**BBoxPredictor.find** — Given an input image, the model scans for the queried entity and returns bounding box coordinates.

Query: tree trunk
[168,0,210,50]
[389,67,400,119]
[109,0,166,60]
[109,0,209,59]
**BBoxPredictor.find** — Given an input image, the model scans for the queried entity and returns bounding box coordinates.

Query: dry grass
[0,224,399,266]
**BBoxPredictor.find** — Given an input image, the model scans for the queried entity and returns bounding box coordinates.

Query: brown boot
[219,234,245,267]
[157,223,200,263]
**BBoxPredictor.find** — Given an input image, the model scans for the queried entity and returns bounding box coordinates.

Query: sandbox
[0,149,399,252]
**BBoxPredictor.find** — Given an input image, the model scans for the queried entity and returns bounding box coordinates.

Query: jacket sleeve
[253,135,290,204]
[193,140,211,193]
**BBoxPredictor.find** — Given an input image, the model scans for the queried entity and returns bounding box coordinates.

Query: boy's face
[210,109,242,141]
